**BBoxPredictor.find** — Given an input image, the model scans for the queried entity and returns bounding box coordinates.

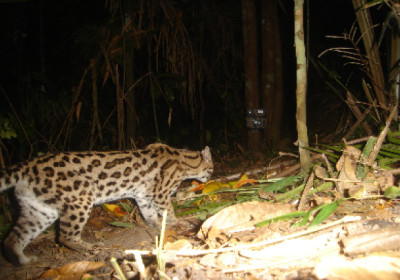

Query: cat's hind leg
[4,197,58,265]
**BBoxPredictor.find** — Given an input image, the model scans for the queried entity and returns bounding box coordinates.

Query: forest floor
[1,145,400,280]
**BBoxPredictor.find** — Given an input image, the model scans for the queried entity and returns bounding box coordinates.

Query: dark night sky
[0,0,392,155]
[0,0,367,94]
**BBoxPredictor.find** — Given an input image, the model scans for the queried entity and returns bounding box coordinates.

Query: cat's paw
[61,238,101,251]
[92,241,105,247]
[11,254,38,266]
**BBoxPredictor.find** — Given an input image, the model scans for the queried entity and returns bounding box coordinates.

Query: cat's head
[185,146,213,182]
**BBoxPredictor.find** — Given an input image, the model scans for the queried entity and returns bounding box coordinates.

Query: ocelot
[0,143,213,265]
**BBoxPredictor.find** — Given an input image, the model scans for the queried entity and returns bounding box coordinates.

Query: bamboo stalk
[294,0,311,172]
[352,0,387,109]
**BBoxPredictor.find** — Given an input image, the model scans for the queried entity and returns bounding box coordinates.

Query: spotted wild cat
[0,143,213,265]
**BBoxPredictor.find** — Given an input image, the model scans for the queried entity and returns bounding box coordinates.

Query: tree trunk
[242,0,261,150]
[261,0,284,148]
[294,0,311,172]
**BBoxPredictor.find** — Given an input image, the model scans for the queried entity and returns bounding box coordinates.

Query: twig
[110,257,127,280]
[123,216,360,258]
[344,136,370,145]
[0,85,33,154]
[156,210,167,277]
[345,91,373,136]
[362,79,380,122]
[271,153,322,179]
[389,168,400,175]
[298,171,315,211]
[270,163,301,178]
[173,216,360,257]
[366,105,397,166]
[278,152,299,158]
[133,251,146,276]
[321,154,335,178]
[343,105,372,139]
[320,178,361,183]
[213,160,297,181]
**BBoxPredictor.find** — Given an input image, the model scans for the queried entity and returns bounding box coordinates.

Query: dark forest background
[0,0,392,163]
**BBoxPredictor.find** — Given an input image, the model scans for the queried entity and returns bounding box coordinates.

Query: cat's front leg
[58,202,102,251]
[135,197,161,227]
[152,197,178,224]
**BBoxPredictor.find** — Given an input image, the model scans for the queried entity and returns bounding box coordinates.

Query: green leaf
[199,201,234,215]
[261,175,300,192]
[308,201,338,228]
[357,137,377,180]
[182,197,203,207]
[292,203,327,227]
[378,158,400,170]
[319,144,344,151]
[309,181,334,194]
[0,117,17,140]
[109,221,135,228]
[176,208,203,216]
[381,143,400,155]
[274,183,304,202]
[195,211,208,220]
[236,192,261,203]
[117,202,132,213]
[255,211,308,227]
[384,186,400,199]
[0,223,11,239]
[387,130,400,144]
[293,211,312,227]
[303,146,339,159]
[0,129,17,139]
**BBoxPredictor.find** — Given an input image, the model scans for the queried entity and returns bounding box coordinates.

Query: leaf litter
[3,112,400,279]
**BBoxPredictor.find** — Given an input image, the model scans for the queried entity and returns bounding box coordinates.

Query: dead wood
[342,227,400,256]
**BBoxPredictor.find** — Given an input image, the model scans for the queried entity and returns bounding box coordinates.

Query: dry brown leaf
[202,226,233,248]
[336,146,361,196]
[164,239,192,251]
[82,274,94,280]
[41,261,106,279]
[163,229,178,243]
[314,165,328,179]
[40,268,59,278]
[335,145,393,198]
[198,201,293,240]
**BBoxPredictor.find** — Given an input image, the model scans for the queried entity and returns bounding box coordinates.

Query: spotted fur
[0,143,213,265]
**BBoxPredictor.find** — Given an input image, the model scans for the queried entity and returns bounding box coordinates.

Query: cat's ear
[201,146,212,164]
